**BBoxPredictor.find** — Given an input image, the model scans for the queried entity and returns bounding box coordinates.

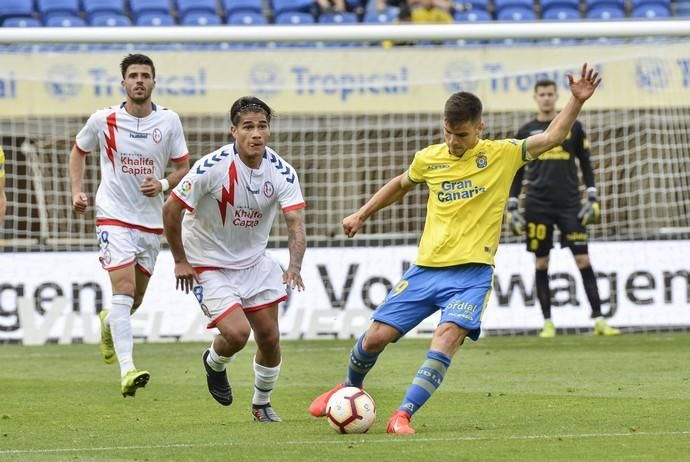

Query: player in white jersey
[69,54,190,397]
[163,96,306,422]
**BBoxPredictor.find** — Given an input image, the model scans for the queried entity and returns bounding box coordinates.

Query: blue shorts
[372,263,494,341]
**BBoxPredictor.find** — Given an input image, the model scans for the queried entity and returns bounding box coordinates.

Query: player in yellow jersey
[309,64,601,434]
[0,146,6,225]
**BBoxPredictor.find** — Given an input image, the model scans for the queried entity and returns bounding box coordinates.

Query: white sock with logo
[110,294,135,377]
[252,357,281,406]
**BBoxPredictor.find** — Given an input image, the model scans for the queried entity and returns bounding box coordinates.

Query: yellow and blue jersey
[0,146,5,179]
[407,138,528,267]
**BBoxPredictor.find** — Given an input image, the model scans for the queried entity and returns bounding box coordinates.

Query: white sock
[110,294,135,377]
[206,343,233,372]
[252,357,281,406]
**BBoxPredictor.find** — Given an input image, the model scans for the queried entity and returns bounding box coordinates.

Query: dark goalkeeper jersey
[510,119,595,209]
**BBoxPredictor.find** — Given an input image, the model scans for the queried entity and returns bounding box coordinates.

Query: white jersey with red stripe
[172,143,305,270]
[75,102,189,232]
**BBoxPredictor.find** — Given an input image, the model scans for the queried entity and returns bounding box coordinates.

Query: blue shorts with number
[372,263,494,341]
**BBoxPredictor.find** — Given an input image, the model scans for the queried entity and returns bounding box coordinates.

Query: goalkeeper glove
[578,187,601,225]
[506,197,526,236]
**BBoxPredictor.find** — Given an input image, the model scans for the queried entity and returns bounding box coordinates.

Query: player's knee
[254,326,280,350]
[535,256,550,271]
[574,254,591,268]
[221,325,251,349]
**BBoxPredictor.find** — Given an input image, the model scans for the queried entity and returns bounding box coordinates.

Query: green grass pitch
[1,334,689,461]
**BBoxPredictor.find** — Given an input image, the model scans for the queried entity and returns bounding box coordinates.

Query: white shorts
[96,225,160,276]
[192,254,288,329]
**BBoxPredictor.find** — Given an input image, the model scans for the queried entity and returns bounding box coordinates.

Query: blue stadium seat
[632,3,670,17]
[541,0,580,10]
[454,10,492,20]
[586,5,625,18]
[453,0,490,12]
[90,13,133,26]
[83,0,127,17]
[542,6,580,19]
[494,0,534,11]
[226,11,268,24]
[181,11,222,25]
[272,0,313,16]
[129,0,172,16]
[45,14,87,26]
[177,0,217,17]
[136,12,176,25]
[230,11,266,24]
[364,9,397,23]
[632,0,670,7]
[496,6,537,20]
[223,0,263,14]
[0,0,34,21]
[37,0,80,20]
[274,11,315,24]
[318,12,358,23]
[2,17,43,27]
[585,0,625,10]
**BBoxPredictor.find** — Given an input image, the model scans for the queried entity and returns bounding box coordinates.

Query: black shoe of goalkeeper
[202,350,232,406]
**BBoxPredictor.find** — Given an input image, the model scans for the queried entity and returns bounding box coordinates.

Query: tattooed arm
[282,207,306,291]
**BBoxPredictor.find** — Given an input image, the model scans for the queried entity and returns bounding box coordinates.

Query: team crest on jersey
[263,181,275,198]
[152,128,162,144]
[476,152,488,168]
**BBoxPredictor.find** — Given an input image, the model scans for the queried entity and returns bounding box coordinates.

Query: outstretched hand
[568,63,602,103]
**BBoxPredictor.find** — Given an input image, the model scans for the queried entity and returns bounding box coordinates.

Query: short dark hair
[230,96,273,126]
[534,79,557,93]
[120,54,156,79]
[444,92,482,125]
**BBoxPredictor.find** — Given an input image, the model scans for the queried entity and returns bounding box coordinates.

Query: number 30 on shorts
[527,223,547,240]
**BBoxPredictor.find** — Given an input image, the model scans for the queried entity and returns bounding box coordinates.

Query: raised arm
[69,145,89,214]
[163,195,197,293]
[342,172,417,238]
[525,64,601,159]
[282,207,306,291]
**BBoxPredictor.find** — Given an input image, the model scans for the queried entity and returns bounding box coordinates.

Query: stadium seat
[83,0,127,17]
[136,12,176,25]
[37,0,80,20]
[454,10,492,21]
[632,3,670,17]
[2,17,43,27]
[223,0,263,14]
[0,0,34,21]
[453,0,490,12]
[494,0,534,11]
[272,0,314,16]
[496,6,537,20]
[45,14,87,26]
[89,13,133,26]
[226,11,267,24]
[129,0,172,16]
[585,0,625,11]
[542,6,580,19]
[586,5,625,18]
[540,0,580,10]
[177,0,218,17]
[632,0,670,7]
[318,12,358,23]
[364,9,397,23]
[181,11,222,25]
[274,11,315,24]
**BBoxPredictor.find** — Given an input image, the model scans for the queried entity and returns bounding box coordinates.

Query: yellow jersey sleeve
[0,146,5,179]
[406,150,427,184]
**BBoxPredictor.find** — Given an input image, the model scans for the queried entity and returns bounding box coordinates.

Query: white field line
[1,430,689,455]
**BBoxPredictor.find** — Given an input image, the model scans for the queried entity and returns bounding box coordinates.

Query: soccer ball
[326,387,376,434]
